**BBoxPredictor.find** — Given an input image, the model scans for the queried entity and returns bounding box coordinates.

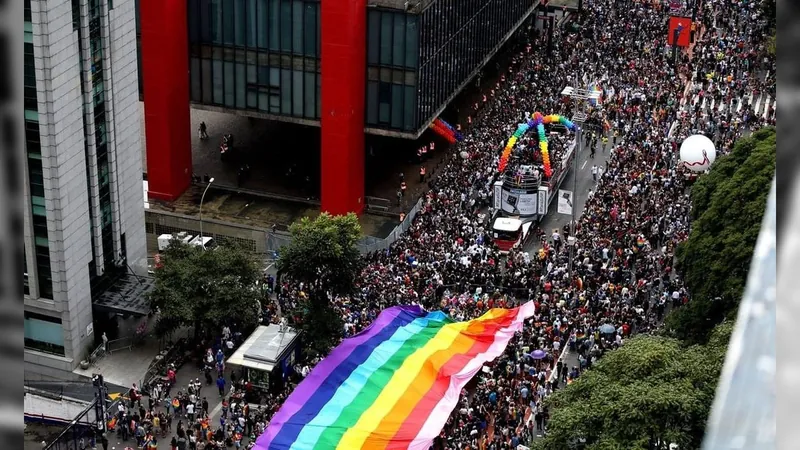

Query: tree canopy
[148,240,263,339]
[277,213,363,357]
[533,323,733,450]
[667,128,775,344]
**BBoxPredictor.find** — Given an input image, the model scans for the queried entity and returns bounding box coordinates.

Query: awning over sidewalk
[91,273,155,317]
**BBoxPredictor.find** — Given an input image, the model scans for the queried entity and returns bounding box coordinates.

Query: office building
[138,0,540,214]
[23,0,147,380]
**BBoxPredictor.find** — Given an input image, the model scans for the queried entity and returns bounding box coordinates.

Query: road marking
[209,396,224,421]
[581,160,588,170]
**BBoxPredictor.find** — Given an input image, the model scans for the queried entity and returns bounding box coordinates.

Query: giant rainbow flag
[257,302,535,450]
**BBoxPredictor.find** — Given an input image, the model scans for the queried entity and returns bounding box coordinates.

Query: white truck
[157,232,215,251]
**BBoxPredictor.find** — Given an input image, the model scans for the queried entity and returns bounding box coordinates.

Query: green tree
[148,240,263,339]
[277,213,363,357]
[533,323,733,450]
[667,128,775,344]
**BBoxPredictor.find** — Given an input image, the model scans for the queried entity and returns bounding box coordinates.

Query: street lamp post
[561,85,599,283]
[199,177,215,247]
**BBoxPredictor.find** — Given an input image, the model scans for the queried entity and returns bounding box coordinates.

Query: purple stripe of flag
[256,305,422,449]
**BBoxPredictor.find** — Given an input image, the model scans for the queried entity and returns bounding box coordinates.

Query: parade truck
[493,140,576,223]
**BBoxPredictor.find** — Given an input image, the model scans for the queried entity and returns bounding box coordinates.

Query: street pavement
[524,134,613,255]
[105,360,241,449]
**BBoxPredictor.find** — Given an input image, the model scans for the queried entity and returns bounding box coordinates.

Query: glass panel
[392,14,405,67]
[378,82,390,124]
[212,59,224,104]
[403,85,415,130]
[24,110,38,121]
[191,58,202,101]
[303,71,315,119]
[246,0,258,47]
[391,84,403,128]
[202,58,213,103]
[235,63,247,107]
[292,69,303,116]
[257,0,269,48]
[234,0,246,46]
[316,73,321,118]
[24,314,64,355]
[269,0,280,51]
[31,196,46,208]
[367,10,380,65]
[292,0,303,54]
[280,0,292,52]
[303,2,317,57]
[247,65,258,108]
[270,67,280,87]
[405,15,419,69]
[259,90,270,112]
[280,69,292,114]
[379,12,392,66]
[209,0,221,44]
[366,81,378,125]
[224,61,236,106]
[188,0,199,42]
[222,0,235,44]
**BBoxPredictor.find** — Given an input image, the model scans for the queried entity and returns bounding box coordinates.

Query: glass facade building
[187,0,323,121]
[148,0,538,136]
[416,0,535,122]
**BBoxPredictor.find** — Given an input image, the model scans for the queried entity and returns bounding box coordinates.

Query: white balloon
[460,151,469,159]
[679,134,716,172]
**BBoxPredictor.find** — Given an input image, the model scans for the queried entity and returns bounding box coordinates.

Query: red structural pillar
[140,0,192,202]
[320,0,366,215]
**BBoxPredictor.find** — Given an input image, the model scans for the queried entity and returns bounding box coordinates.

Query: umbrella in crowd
[530,349,548,360]
[598,324,616,334]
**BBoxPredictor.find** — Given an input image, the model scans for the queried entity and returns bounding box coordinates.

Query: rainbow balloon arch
[497,112,577,178]
[429,118,464,144]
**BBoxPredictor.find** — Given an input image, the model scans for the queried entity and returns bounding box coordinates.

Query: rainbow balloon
[429,118,463,144]
[497,112,576,177]
[257,303,535,450]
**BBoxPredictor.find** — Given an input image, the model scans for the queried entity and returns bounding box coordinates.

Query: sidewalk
[105,357,248,449]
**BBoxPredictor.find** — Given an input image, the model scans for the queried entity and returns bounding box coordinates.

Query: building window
[24,311,65,356]
[24,249,29,296]
[379,12,392,66]
[378,82,390,124]
[392,14,406,68]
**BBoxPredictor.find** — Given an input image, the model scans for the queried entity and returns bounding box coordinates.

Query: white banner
[493,181,503,210]
[537,187,548,216]
[557,189,574,215]
[500,189,538,216]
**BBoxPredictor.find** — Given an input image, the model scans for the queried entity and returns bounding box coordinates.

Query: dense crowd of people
[121,0,773,449]
[268,1,774,449]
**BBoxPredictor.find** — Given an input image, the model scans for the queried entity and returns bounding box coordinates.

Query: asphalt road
[524,133,613,255]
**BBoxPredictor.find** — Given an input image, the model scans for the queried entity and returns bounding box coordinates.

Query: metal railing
[86,343,106,367]
[105,335,137,353]
[266,197,425,257]
[702,179,775,449]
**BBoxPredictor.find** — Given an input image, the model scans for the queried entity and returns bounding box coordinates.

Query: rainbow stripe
[256,303,535,450]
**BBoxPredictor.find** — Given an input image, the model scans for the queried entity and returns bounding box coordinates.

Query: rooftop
[369,0,434,13]
[228,324,300,372]
[91,273,155,317]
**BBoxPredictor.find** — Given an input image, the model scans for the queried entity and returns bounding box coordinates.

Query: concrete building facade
[23,0,147,381]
